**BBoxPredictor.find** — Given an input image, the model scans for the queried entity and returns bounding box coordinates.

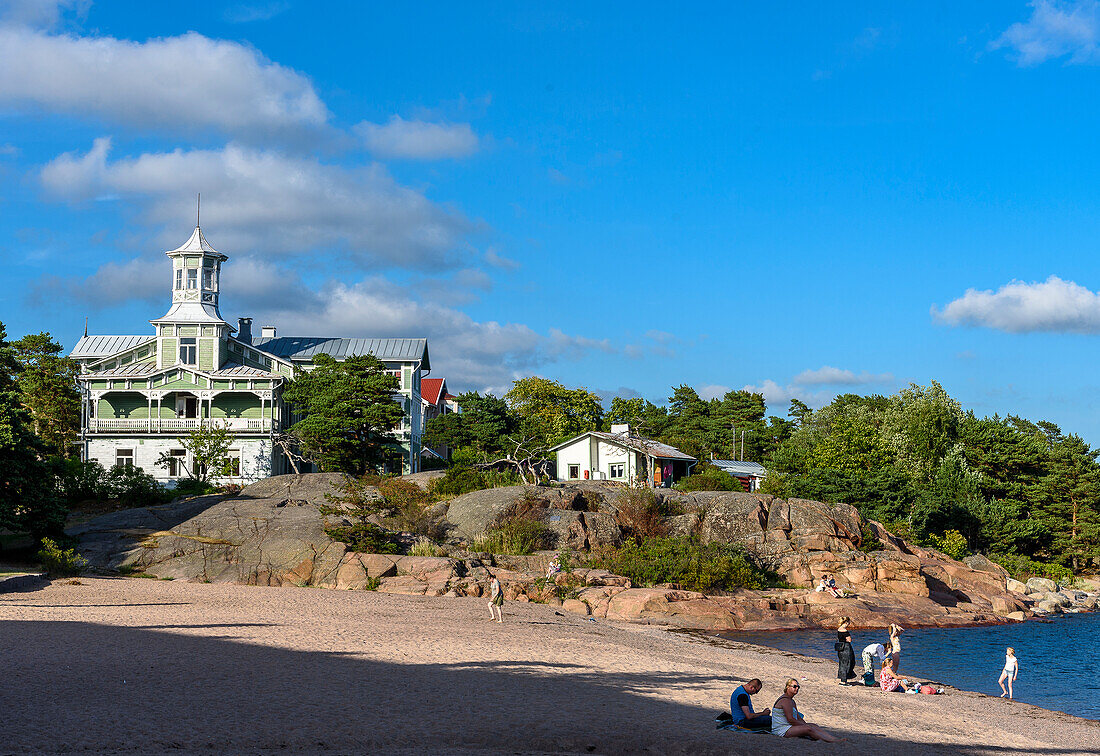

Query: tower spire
[196,193,201,228]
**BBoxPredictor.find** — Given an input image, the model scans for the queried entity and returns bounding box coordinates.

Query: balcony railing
[88,417,272,433]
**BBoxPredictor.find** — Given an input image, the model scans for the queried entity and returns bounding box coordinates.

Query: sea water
[724,611,1100,719]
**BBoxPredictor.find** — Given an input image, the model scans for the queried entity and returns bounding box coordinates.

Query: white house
[70,222,430,483]
[550,424,697,486]
[710,459,767,492]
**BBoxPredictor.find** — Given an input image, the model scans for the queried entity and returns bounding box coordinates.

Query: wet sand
[2,577,1097,755]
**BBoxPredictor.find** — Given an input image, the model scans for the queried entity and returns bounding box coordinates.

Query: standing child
[999,647,1018,699]
[487,574,504,623]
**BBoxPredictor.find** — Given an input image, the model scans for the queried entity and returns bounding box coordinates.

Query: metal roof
[70,335,154,359]
[210,363,278,377]
[166,226,226,259]
[711,459,768,476]
[421,377,445,405]
[551,431,696,461]
[82,362,161,378]
[252,337,429,369]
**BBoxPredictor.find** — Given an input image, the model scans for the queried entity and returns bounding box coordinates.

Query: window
[609,463,625,479]
[176,395,198,418]
[227,450,241,477]
[568,464,580,480]
[203,264,215,290]
[166,449,186,478]
[179,337,197,365]
[175,269,183,290]
[115,448,134,468]
[186,268,198,289]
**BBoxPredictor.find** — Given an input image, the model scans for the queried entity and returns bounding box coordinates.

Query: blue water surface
[724,612,1100,720]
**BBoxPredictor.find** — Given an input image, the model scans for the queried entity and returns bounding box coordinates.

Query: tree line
[3,317,1098,573]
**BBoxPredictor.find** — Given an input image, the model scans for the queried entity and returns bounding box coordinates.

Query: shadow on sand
[2,617,1094,755]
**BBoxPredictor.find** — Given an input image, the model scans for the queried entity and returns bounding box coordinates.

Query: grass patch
[471,519,551,555]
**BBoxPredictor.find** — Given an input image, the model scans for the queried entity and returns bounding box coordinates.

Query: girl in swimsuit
[771,678,843,742]
[999,647,1018,699]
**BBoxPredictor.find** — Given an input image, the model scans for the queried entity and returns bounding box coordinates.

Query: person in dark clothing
[835,617,856,685]
[730,678,772,730]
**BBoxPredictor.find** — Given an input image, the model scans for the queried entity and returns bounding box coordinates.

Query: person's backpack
[863,670,876,687]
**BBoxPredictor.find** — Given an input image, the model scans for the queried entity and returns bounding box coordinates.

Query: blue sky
[6,1,1100,440]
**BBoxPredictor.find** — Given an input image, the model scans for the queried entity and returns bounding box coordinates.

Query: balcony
[88,417,272,433]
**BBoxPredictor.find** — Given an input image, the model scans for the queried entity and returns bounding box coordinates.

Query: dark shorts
[734,715,772,731]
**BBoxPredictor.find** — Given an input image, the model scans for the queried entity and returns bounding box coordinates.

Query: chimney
[610,423,631,436]
[237,317,252,344]
[261,325,277,339]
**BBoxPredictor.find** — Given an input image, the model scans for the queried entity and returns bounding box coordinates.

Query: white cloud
[356,116,478,160]
[0,0,84,28]
[40,138,473,269]
[932,275,1100,333]
[742,379,831,411]
[484,247,520,270]
[30,256,163,307]
[0,26,328,140]
[698,384,731,401]
[253,278,609,388]
[792,365,894,386]
[992,0,1100,65]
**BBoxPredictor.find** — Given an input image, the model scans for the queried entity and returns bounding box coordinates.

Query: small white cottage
[550,424,696,486]
[710,459,768,492]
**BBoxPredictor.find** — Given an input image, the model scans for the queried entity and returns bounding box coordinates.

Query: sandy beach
[2,578,1098,755]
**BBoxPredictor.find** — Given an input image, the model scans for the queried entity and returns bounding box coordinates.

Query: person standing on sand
[487,575,504,623]
[999,647,1018,699]
[771,678,843,742]
[836,617,856,685]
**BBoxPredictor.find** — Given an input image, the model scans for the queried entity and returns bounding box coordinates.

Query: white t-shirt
[863,643,887,660]
[1003,655,1018,674]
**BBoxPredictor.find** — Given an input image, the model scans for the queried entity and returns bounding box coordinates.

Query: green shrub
[615,486,667,540]
[377,477,447,540]
[37,537,88,578]
[471,519,551,555]
[428,466,520,498]
[925,529,971,561]
[587,536,776,592]
[992,553,1075,584]
[857,520,883,553]
[675,467,741,492]
[54,459,169,507]
[320,475,399,553]
[168,477,217,500]
[363,576,381,591]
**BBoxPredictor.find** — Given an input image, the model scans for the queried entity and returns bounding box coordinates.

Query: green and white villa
[69,224,430,483]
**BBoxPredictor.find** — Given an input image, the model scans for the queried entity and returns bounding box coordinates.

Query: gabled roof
[550,431,696,461]
[70,335,154,360]
[711,460,768,476]
[81,361,281,382]
[252,337,430,370]
[421,377,445,404]
[166,226,227,260]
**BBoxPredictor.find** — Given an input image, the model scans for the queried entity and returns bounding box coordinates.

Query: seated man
[730,678,772,731]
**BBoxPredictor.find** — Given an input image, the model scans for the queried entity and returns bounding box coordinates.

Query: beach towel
[714,712,771,734]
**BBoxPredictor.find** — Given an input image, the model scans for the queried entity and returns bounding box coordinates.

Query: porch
[87,390,277,435]
[88,417,272,433]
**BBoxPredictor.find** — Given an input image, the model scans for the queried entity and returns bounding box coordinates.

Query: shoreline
[4,577,1099,755]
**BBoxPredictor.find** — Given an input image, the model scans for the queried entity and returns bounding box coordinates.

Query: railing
[89,418,271,433]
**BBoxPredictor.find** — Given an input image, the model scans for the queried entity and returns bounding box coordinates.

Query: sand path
[2,578,1097,755]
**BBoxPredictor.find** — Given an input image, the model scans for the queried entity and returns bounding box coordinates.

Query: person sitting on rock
[730,678,771,731]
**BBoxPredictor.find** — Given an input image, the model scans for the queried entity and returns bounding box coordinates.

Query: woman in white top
[771,678,842,742]
[999,647,1018,699]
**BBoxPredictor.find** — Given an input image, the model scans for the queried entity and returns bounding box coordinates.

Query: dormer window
[179,337,197,365]
[186,269,198,289]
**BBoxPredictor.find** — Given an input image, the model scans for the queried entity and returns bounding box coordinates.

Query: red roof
[421,377,446,404]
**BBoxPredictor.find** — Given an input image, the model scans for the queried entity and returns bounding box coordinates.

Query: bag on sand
[920,685,937,695]
[863,671,876,687]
